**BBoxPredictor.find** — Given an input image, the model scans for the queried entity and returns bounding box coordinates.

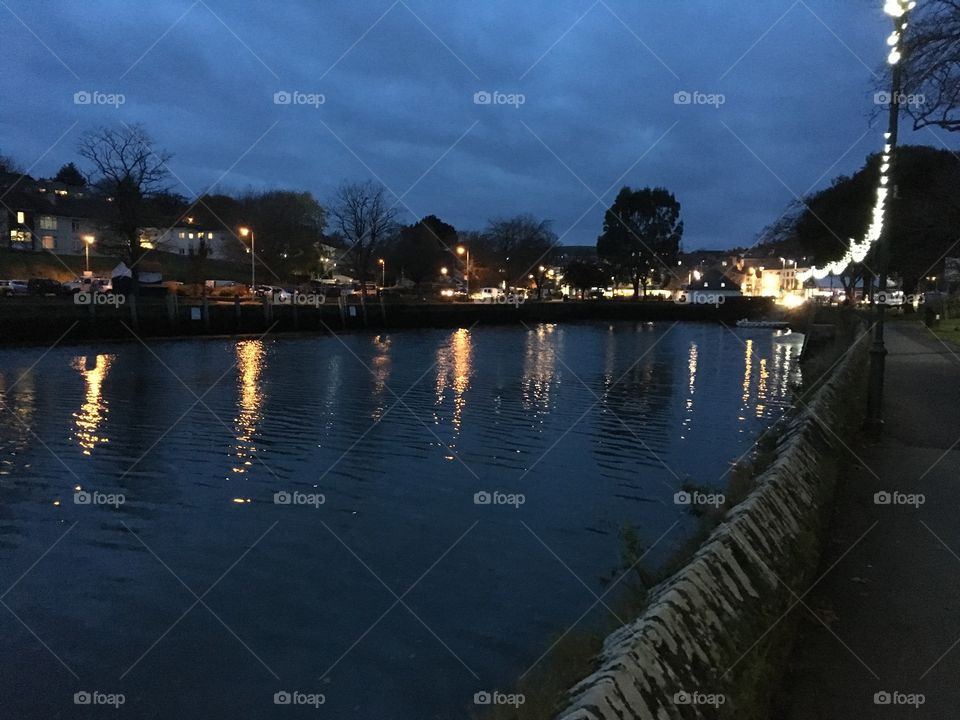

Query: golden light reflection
[521,324,559,414]
[434,328,473,433]
[370,335,393,422]
[233,340,266,474]
[755,357,768,418]
[740,339,753,421]
[71,355,114,455]
[681,342,698,436]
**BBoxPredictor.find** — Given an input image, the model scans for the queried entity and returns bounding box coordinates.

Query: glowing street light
[456,245,471,296]
[378,257,385,287]
[867,0,915,435]
[82,234,95,273]
[239,227,255,289]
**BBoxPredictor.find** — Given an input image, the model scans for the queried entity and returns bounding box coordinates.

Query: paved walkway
[776,322,960,719]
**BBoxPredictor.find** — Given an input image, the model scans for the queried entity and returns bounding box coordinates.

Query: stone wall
[555,332,869,720]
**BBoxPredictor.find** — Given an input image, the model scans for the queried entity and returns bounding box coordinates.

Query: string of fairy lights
[796,0,917,283]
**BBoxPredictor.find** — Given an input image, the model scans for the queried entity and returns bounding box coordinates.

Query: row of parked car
[0,277,112,297]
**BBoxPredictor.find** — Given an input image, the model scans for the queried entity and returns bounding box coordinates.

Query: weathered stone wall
[555,333,869,720]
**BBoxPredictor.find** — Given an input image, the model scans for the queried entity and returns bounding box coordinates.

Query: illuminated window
[188,233,194,239]
[16,211,25,224]
[179,232,185,239]
[10,230,30,244]
[39,215,57,230]
[207,232,213,240]
[41,235,55,250]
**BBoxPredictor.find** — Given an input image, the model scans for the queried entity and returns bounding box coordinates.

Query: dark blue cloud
[1,0,950,248]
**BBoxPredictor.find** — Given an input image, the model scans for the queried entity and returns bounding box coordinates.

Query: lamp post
[239,227,255,290]
[456,245,470,296]
[866,0,915,435]
[82,235,95,273]
[378,258,385,287]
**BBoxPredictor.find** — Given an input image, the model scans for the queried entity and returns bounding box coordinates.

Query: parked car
[472,287,504,303]
[62,277,111,294]
[254,285,292,303]
[27,278,63,296]
[205,279,240,290]
[0,280,29,297]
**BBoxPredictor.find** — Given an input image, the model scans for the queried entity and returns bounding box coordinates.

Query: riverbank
[537,311,868,719]
[774,321,960,718]
[0,296,779,345]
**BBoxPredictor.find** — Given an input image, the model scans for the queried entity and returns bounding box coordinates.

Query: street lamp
[82,235,95,273]
[866,0,915,435]
[239,227,255,289]
[456,245,470,296]
[378,258,385,287]
[440,266,448,277]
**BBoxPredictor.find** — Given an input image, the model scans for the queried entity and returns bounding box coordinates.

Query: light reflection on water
[233,339,265,474]
[0,322,802,719]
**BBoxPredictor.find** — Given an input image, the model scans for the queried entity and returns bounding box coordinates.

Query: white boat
[736,319,790,329]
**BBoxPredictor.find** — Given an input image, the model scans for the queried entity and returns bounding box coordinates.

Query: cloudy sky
[1,0,953,249]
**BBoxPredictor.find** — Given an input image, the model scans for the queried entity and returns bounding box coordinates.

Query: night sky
[1,0,951,249]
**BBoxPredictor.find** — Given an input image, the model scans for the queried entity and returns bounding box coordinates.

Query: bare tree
[896,0,960,132]
[0,151,23,176]
[78,124,172,272]
[485,214,556,299]
[328,181,398,294]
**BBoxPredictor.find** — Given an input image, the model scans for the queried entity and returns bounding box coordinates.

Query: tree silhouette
[597,187,683,300]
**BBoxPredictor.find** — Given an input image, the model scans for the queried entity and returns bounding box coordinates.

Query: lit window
[16,211,25,224]
[188,233,194,239]
[42,235,55,250]
[207,232,213,240]
[10,230,30,244]
[179,232,185,239]
[39,215,57,230]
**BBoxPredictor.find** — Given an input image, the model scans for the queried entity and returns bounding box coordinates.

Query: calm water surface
[0,321,801,718]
